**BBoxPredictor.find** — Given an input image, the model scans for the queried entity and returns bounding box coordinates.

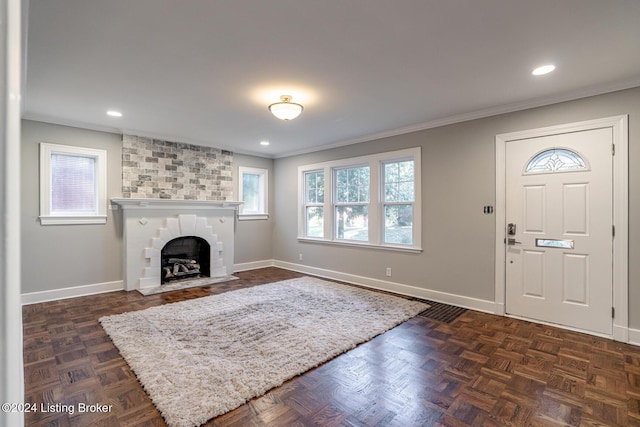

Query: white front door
[505,127,613,335]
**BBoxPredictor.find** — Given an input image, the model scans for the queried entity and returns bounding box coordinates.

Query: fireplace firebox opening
[161,236,210,284]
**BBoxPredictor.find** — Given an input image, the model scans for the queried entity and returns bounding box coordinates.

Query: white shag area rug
[99,277,428,427]
[137,275,238,295]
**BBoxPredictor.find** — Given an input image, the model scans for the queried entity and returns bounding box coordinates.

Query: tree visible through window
[242,173,261,213]
[304,171,324,237]
[335,166,370,241]
[383,160,414,244]
[298,147,421,250]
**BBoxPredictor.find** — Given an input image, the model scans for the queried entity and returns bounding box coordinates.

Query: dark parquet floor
[22,267,640,426]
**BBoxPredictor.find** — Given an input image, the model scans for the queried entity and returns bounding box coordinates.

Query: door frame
[1,0,24,425]
[495,115,628,341]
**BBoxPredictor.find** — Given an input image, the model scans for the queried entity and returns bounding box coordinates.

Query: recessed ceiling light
[532,64,556,76]
[107,110,123,117]
[260,141,270,146]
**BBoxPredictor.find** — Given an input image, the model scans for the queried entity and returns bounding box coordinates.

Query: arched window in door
[524,148,588,174]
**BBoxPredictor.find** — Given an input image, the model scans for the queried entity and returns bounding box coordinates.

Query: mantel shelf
[111,198,243,210]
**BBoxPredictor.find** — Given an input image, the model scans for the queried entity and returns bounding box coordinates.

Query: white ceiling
[22,0,640,158]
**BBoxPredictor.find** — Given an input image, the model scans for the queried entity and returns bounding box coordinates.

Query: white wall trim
[2,0,24,424]
[615,324,630,344]
[274,78,640,159]
[21,280,123,305]
[21,258,496,313]
[273,260,496,313]
[21,79,640,161]
[233,260,275,272]
[495,115,629,342]
[20,260,636,346]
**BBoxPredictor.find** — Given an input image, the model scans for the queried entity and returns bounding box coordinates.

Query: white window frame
[39,142,107,225]
[238,166,269,220]
[333,164,370,242]
[298,147,422,252]
[381,158,416,246]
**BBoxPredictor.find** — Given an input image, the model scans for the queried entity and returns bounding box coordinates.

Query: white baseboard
[233,260,275,272]
[21,280,124,305]
[613,324,630,343]
[273,260,497,313]
[629,328,640,346]
[21,262,637,347]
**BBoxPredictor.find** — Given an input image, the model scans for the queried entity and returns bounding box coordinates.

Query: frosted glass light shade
[268,95,303,121]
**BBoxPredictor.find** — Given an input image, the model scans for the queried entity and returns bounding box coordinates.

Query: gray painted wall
[20,87,639,330]
[233,153,274,265]
[20,120,274,293]
[272,87,640,327]
[21,120,124,293]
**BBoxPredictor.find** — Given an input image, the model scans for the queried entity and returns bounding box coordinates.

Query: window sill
[40,215,107,225]
[297,237,422,253]
[238,213,269,221]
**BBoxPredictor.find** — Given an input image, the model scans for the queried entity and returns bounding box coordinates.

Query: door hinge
[613,225,615,237]
[612,307,615,318]
[612,144,616,155]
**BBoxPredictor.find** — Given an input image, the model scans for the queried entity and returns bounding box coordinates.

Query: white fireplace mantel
[111,198,242,291]
[111,198,243,211]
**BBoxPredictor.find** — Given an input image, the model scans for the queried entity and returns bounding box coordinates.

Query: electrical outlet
[299,253,303,261]
[385,267,392,277]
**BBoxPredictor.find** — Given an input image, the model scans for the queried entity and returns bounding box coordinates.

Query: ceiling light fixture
[107,110,123,117]
[532,64,556,76]
[268,95,303,121]
[260,141,270,146]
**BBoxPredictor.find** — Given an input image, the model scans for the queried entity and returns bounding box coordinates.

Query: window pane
[384,204,413,245]
[335,169,348,203]
[385,182,398,202]
[358,186,369,203]
[309,189,317,204]
[305,171,324,204]
[336,166,369,203]
[399,181,415,201]
[51,154,97,213]
[385,162,398,181]
[525,148,587,173]
[335,205,368,241]
[398,160,414,181]
[306,207,324,237]
[307,172,316,188]
[384,160,414,202]
[242,173,260,213]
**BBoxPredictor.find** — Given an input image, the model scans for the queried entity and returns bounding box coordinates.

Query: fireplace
[111,199,242,291]
[161,236,210,284]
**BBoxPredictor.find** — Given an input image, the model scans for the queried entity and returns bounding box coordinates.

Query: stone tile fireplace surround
[111,199,242,291]
[121,134,233,201]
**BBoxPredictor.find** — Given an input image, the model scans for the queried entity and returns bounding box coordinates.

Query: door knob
[507,238,522,245]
